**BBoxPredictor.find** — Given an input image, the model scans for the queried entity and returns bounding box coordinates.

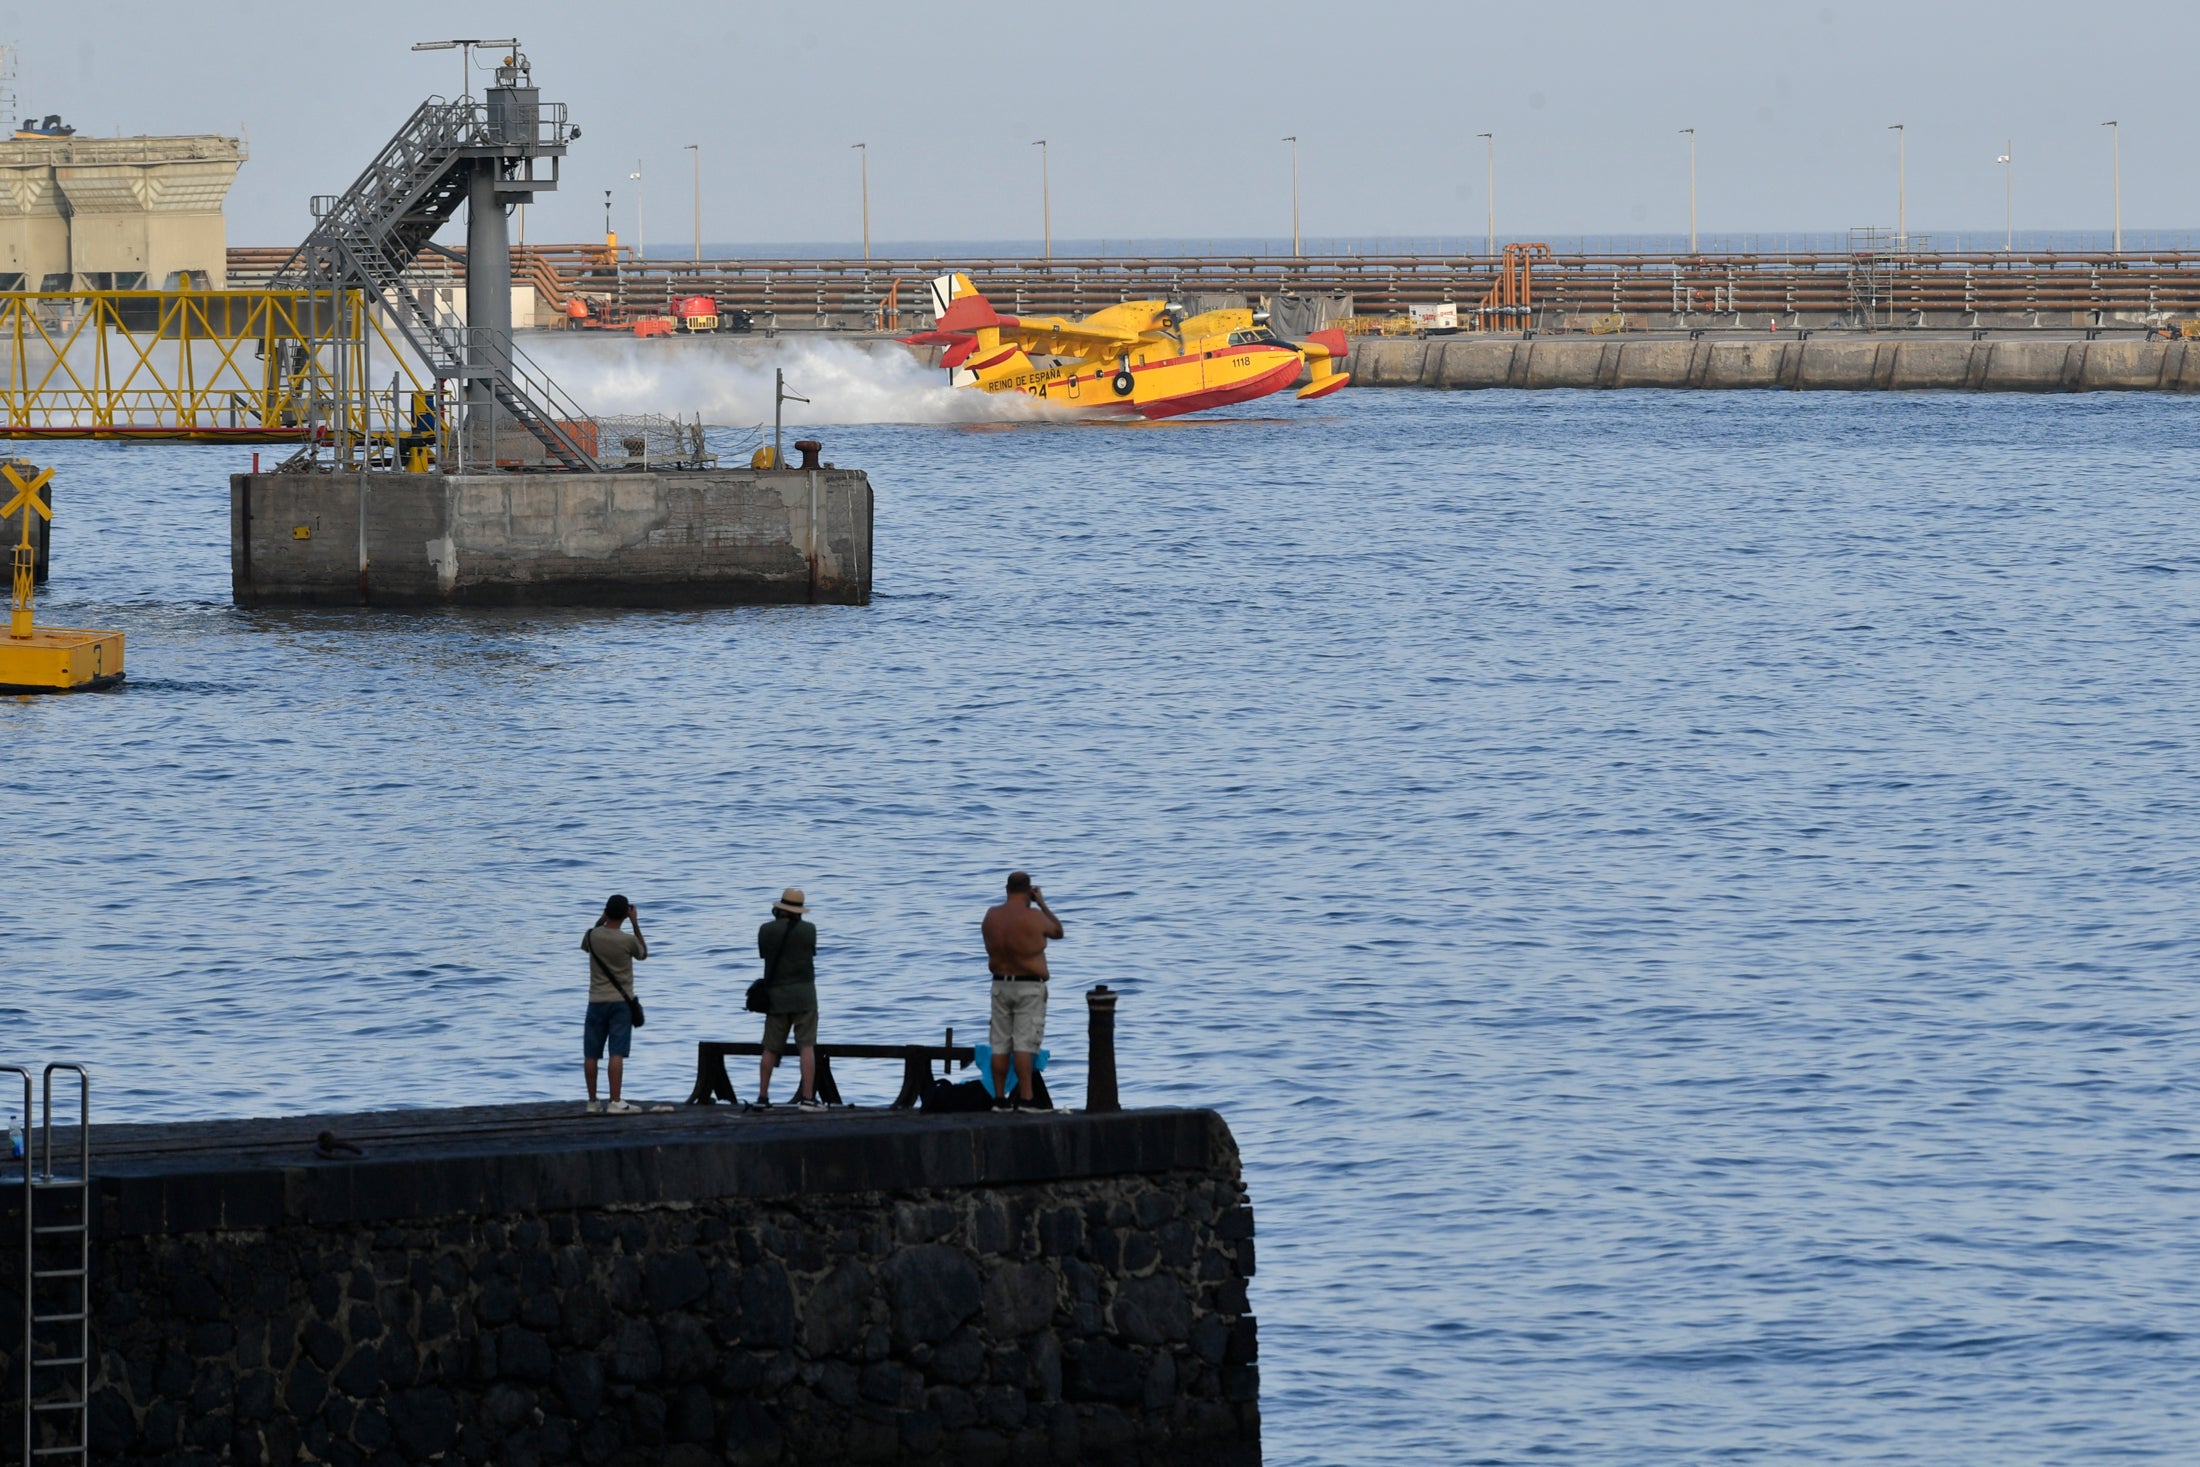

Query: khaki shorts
[989,978,1048,1053]
[762,1008,818,1050]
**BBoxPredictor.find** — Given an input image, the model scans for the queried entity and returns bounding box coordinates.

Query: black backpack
[919,1079,994,1114]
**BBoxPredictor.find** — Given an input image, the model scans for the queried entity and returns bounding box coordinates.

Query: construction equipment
[672,295,719,332]
[0,462,119,693]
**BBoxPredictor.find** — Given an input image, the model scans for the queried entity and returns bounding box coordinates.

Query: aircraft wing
[998,316,1148,360]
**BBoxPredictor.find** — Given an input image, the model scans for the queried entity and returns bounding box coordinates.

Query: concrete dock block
[1701,342,1783,388]
[1617,341,1696,388]
[233,467,873,607]
[1791,341,1878,390]
[1890,341,1976,389]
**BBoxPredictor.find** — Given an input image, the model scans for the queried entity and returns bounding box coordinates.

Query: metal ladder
[7,1064,89,1466]
[273,95,598,470]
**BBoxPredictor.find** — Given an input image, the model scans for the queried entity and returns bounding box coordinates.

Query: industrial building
[0,131,244,291]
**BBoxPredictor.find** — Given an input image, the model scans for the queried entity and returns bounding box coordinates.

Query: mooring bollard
[1086,984,1120,1113]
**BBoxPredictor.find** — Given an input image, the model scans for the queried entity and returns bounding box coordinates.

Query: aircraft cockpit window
[1228,329,1281,346]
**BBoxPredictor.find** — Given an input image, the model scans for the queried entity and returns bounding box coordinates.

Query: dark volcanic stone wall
[30,1166,1256,1466]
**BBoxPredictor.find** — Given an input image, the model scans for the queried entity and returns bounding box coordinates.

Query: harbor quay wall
[0,1105,1257,1466]
[229,468,872,608]
[1345,334,2200,392]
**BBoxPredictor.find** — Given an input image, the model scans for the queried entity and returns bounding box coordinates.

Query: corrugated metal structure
[1,134,244,292]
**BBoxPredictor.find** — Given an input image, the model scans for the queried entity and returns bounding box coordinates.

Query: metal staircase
[7,1064,89,1466]
[274,82,599,470]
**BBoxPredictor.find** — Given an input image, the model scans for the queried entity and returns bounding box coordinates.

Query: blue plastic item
[972,1044,1049,1096]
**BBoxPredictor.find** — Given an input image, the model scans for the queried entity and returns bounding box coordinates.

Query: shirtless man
[981,871,1065,1109]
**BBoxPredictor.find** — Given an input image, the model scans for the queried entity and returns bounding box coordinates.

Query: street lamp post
[2102,120,2121,252]
[851,143,869,262]
[1032,140,1050,262]
[1680,128,1697,253]
[1281,136,1299,257]
[1997,142,2012,252]
[628,162,644,258]
[1478,132,1494,257]
[1889,123,1905,249]
[684,143,700,262]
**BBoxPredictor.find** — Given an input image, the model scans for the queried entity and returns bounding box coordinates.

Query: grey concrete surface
[230,467,872,608]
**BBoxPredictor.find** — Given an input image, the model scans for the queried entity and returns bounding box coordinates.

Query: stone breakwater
[1347,333,2200,392]
[0,1104,1256,1466]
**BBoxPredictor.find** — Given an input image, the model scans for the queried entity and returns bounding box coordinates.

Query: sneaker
[748,1098,775,1111]
[604,1099,639,1115]
[795,1095,828,1111]
[585,1100,603,1115]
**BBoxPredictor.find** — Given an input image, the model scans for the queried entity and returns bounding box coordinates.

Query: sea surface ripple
[7,388,2199,1463]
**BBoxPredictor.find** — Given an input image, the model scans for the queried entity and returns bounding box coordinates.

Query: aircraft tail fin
[922,271,1036,386]
[1296,328,1351,400]
[929,272,1007,332]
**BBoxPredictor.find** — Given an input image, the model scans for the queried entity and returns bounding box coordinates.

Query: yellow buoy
[0,462,124,694]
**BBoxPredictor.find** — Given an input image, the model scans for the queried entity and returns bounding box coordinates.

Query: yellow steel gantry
[0,287,433,458]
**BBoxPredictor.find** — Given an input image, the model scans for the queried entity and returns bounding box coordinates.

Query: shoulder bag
[747,918,801,1014]
[587,929,646,1028]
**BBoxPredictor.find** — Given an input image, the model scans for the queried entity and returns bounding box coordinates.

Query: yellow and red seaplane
[906,272,1349,419]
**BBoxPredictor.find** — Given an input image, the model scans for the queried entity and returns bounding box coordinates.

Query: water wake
[524,334,1053,428]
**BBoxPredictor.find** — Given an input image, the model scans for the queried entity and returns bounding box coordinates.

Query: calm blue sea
[7,385,2199,1463]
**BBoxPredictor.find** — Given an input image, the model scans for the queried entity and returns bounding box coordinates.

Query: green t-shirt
[756,917,817,1012]
[583,927,644,1004]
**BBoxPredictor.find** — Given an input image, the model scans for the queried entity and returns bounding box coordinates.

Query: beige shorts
[762,1008,818,1050]
[989,979,1048,1053]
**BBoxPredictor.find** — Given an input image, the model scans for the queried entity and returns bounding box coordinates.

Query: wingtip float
[905,273,1351,420]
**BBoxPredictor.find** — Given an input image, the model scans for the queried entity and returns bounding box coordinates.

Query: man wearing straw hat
[755,887,823,1109]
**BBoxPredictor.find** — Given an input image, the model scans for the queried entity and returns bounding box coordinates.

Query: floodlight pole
[2102,120,2121,253]
[685,143,700,262]
[1282,136,1299,257]
[1680,128,1697,253]
[1889,123,1906,249]
[629,162,644,258]
[1033,140,1050,262]
[1478,132,1494,257]
[853,142,869,262]
[1999,141,2013,252]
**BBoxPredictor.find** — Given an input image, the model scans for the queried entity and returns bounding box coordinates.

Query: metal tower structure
[274,47,598,470]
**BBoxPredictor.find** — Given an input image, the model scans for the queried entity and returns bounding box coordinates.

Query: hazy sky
[12,0,2195,248]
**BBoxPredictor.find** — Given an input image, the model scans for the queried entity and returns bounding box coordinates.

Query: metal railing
[232,246,2200,327]
[0,289,426,444]
[273,93,597,470]
[6,1062,89,1465]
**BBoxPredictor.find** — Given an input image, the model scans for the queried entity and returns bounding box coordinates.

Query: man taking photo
[982,871,1064,1110]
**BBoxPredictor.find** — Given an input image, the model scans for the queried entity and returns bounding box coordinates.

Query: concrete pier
[231,468,872,608]
[1346,332,2200,393]
[0,1103,1256,1465]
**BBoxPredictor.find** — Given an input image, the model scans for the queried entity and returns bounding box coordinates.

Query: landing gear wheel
[1111,370,1135,397]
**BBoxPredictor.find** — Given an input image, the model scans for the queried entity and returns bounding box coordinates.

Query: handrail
[39,1064,86,1186]
[5,1063,34,1467]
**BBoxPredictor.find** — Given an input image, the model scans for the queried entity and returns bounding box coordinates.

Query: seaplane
[906,272,1349,419]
